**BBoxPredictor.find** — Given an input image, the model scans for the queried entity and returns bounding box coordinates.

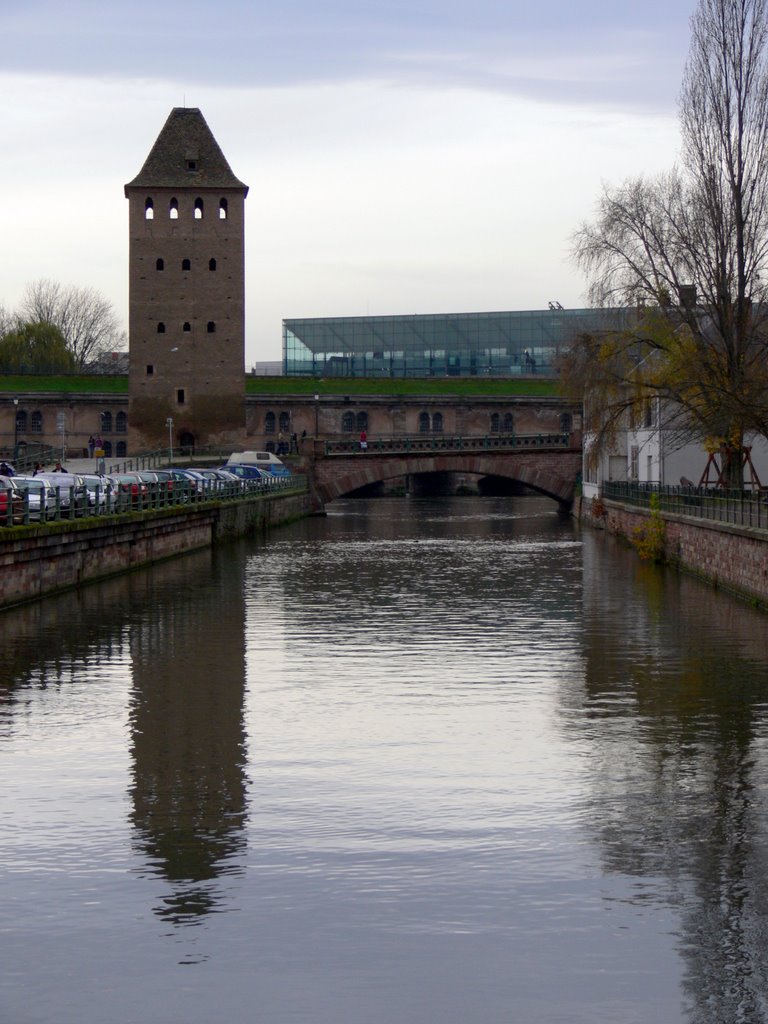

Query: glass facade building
[283,308,615,378]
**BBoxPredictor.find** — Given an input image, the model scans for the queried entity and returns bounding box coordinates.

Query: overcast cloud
[0,1,693,363]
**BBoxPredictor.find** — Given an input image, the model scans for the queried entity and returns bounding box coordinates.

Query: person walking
[359,429,368,451]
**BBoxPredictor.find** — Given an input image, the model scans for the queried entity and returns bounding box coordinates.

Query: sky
[1,0,694,364]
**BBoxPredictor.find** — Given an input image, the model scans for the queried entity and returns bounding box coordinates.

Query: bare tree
[568,0,768,485]
[19,279,124,370]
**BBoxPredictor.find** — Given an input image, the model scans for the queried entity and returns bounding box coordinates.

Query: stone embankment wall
[0,491,309,612]
[577,496,768,607]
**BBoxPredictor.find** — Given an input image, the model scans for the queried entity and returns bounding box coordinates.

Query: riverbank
[577,493,768,609]
[0,488,309,612]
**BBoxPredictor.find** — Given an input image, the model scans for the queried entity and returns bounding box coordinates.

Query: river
[2,496,768,1024]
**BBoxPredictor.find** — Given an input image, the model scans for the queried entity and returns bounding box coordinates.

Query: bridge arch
[310,450,581,509]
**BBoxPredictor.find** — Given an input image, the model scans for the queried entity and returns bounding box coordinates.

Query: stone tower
[124,108,249,453]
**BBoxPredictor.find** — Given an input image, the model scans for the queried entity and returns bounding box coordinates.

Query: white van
[225,451,291,477]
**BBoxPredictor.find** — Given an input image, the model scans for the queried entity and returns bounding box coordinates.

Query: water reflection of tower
[128,551,248,925]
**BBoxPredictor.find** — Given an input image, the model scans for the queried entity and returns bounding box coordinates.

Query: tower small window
[182,258,191,271]
[183,322,191,333]
[157,322,166,334]
[194,197,204,220]
[209,258,217,271]
[169,197,179,220]
[144,197,154,220]
[177,389,186,405]
[187,160,197,171]
[219,198,228,220]
[207,321,216,333]
[146,364,154,375]
[156,258,164,271]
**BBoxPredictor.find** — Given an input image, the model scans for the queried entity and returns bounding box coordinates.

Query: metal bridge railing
[323,432,572,456]
[602,480,768,531]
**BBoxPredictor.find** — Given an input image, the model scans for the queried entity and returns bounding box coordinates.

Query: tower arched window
[264,411,276,434]
[144,197,154,220]
[100,411,113,434]
[156,258,164,271]
[15,410,28,434]
[219,198,228,220]
[503,413,514,433]
[490,412,500,433]
[356,411,368,432]
[279,411,291,433]
[419,412,430,433]
[183,322,191,333]
[432,412,443,433]
[342,412,355,433]
[169,197,179,220]
[194,197,204,220]
[30,411,42,434]
[181,258,191,271]
[116,411,127,433]
[157,322,166,334]
[207,321,216,333]
[209,258,217,271]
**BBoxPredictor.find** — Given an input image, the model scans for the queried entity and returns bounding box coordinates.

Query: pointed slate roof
[124,108,248,195]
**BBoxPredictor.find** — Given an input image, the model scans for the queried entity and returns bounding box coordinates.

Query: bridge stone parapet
[309,443,582,509]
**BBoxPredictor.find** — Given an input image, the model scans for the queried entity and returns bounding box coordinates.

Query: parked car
[226,451,292,477]
[0,476,24,525]
[12,476,58,520]
[34,473,90,515]
[110,473,150,509]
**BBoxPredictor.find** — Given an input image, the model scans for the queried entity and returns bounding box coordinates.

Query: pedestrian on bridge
[359,430,368,451]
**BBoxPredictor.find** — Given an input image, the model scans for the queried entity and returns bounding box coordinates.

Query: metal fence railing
[324,432,573,456]
[602,480,768,531]
[0,473,307,528]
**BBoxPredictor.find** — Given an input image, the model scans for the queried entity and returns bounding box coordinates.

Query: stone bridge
[307,433,582,509]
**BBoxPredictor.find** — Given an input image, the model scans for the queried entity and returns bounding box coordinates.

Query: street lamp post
[166,417,174,464]
[314,394,319,439]
[12,397,19,461]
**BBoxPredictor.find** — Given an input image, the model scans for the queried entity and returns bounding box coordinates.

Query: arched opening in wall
[219,198,228,220]
[116,411,127,433]
[279,411,291,433]
[209,258,217,271]
[157,322,166,333]
[264,411,276,434]
[144,197,154,220]
[560,412,572,433]
[194,197,204,220]
[342,411,355,433]
[432,412,443,433]
[156,258,164,271]
[116,441,127,457]
[503,413,514,433]
[419,411,430,433]
[207,322,216,333]
[169,197,179,220]
[490,413,500,433]
[181,258,191,271]
[15,410,28,434]
[183,322,191,333]
[30,411,43,434]
[356,411,368,432]
[101,411,112,434]
[179,431,195,451]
